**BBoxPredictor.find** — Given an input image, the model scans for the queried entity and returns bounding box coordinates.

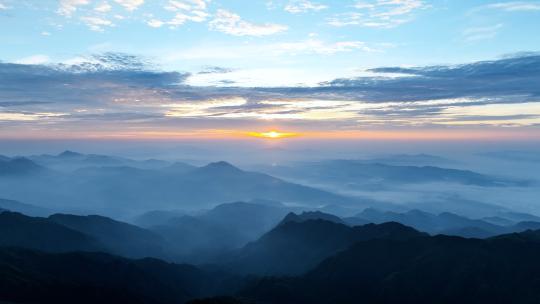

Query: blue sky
[0,0,540,139]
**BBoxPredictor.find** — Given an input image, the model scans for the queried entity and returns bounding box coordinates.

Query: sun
[247,130,298,139]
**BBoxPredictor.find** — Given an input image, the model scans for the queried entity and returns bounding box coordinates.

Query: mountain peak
[58,150,83,158]
[201,161,242,172]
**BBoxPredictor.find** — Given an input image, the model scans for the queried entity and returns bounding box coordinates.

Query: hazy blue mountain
[258,160,527,188]
[134,209,187,227]
[240,235,540,304]
[150,201,291,262]
[226,220,426,276]
[480,151,540,162]
[0,198,50,216]
[0,247,236,304]
[29,150,172,171]
[0,211,103,252]
[0,155,10,161]
[48,214,169,259]
[361,153,454,166]
[353,208,540,238]
[0,157,46,176]
[281,211,345,225]
[0,160,364,216]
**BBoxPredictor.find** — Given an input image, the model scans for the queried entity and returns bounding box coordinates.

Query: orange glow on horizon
[247,130,299,139]
[1,128,539,141]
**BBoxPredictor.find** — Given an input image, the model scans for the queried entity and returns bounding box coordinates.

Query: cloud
[80,15,114,31]
[147,0,210,28]
[198,66,234,74]
[57,0,91,17]
[328,0,427,28]
[486,1,540,12]
[0,2,8,10]
[15,55,51,65]
[1,53,540,131]
[147,19,165,28]
[463,24,503,41]
[284,0,328,14]
[113,0,144,11]
[209,9,288,36]
[94,1,113,12]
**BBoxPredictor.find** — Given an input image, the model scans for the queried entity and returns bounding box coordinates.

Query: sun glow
[248,130,298,139]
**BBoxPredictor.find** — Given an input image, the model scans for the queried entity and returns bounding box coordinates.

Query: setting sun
[247,130,298,139]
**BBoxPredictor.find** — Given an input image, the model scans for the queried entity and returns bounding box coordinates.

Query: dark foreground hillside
[239,235,540,304]
[0,248,239,304]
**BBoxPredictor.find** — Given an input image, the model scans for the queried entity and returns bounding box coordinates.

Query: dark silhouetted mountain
[281,211,344,225]
[0,155,10,161]
[259,160,526,188]
[226,220,426,275]
[0,198,50,216]
[48,214,168,259]
[0,211,103,252]
[0,157,45,176]
[187,297,254,304]
[240,235,540,304]
[150,202,290,262]
[0,247,236,304]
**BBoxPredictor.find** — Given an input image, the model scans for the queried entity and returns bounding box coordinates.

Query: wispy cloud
[487,1,540,12]
[463,24,503,41]
[209,9,288,36]
[328,0,428,28]
[284,0,328,14]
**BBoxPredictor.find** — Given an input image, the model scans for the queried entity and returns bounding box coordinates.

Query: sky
[0,0,540,141]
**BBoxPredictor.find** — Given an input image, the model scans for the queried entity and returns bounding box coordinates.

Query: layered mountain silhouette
[0,198,50,216]
[48,214,168,258]
[351,208,540,238]
[0,157,45,176]
[0,160,362,216]
[0,247,235,304]
[259,159,527,188]
[239,233,540,304]
[226,219,426,275]
[29,150,172,171]
[0,211,103,252]
[148,201,291,262]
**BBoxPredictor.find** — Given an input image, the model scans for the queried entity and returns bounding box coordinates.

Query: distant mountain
[240,235,540,304]
[0,198,50,216]
[258,160,527,188]
[362,153,454,166]
[0,160,363,216]
[281,211,344,225]
[150,202,290,262]
[0,247,235,304]
[226,220,426,276]
[0,211,103,252]
[353,208,540,238]
[49,214,169,259]
[0,155,10,161]
[29,150,173,171]
[134,209,187,227]
[0,157,45,176]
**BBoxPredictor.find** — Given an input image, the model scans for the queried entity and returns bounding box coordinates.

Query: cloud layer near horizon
[1,52,540,138]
